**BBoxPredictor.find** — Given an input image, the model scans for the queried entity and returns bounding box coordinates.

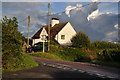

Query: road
[2,56,120,79]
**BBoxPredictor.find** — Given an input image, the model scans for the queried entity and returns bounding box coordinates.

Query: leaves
[71,31,90,48]
[2,16,25,69]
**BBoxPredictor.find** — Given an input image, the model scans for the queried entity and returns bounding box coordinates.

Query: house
[32,18,76,45]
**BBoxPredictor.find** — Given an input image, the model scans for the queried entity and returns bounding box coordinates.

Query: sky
[1,1,119,42]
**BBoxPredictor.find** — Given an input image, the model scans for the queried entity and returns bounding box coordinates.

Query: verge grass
[29,52,63,60]
[3,54,38,72]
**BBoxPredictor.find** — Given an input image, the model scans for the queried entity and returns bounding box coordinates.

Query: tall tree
[2,16,24,58]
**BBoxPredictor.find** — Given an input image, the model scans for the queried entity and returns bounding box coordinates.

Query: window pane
[61,35,65,40]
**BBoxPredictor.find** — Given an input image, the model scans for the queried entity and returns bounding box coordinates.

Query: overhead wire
[51,2,101,16]
[18,2,117,23]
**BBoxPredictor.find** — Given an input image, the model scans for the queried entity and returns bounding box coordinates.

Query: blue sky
[1,2,119,42]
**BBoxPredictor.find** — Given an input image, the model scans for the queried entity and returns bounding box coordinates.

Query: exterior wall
[52,19,59,27]
[32,28,48,45]
[55,22,76,45]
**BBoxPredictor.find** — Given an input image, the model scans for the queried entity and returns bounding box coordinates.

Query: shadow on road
[2,64,102,79]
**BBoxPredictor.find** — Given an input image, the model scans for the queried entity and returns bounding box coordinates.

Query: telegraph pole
[27,16,30,45]
[48,3,51,51]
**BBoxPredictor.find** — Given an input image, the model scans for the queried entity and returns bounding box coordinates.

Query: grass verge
[29,52,63,60]
[3,54,39,72]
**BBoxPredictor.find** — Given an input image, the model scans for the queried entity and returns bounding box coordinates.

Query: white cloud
[65,4,83,17]
[114,24,118,29]
[102,31,118,42]
[87,9,99,21]
[2,2,48,37]
[2,0,119,2]
[92,0,100,2]
[53,2,118,41]
[65,6,76,17]
[2,2,118,42]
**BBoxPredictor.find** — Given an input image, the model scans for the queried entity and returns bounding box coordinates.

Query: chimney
[51,18,59,27]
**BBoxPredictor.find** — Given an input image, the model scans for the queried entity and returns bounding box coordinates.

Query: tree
[2,16,24,59]
[71,31,90,48]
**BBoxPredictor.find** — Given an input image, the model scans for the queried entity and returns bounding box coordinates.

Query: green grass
[29,45,89,62]
[29,44,120,68]
[3,54,39,72]
[29,52,63,60]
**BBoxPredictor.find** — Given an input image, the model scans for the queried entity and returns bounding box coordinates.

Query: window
[41,35,46,40]
[61,35,65,40]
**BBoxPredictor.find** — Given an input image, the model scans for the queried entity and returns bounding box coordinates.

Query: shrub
[71,31,90,48]
[50,45,89,62]
[91,41,120,49]
[97,49,120,62]
[50,40,58,45]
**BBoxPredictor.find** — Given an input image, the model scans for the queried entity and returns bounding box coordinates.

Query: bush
[71,31,90,48]
[97,49,120,62]
[50,40,58,45]
[49,45,89,62]
[91,41,120,49]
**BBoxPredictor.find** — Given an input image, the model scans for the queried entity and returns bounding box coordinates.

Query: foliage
[50,40,58,45]
[71,31,90,48]
[92,61,120,68]
[97,49,120,62]
[49,45,89,62]
[2,16,24,56]
[91,40,120,49]
[2,16,38,71]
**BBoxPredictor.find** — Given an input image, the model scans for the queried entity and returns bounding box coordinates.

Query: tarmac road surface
[2,56,120,79]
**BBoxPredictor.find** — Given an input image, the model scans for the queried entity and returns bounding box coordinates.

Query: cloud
[2,2,48,37]
[102,31,118,42]
[87,9,99,21]
[114,24,118,29]
[92,0,100,2]
[52,2,118,41]
[2,2,118,42]
[2,0,120,2]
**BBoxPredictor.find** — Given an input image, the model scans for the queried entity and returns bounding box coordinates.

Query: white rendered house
[32,18,76,45]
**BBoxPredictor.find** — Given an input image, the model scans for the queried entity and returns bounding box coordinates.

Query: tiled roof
[32,22,68,39]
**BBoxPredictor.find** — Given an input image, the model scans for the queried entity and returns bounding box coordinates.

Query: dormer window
[61,35,65,40]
